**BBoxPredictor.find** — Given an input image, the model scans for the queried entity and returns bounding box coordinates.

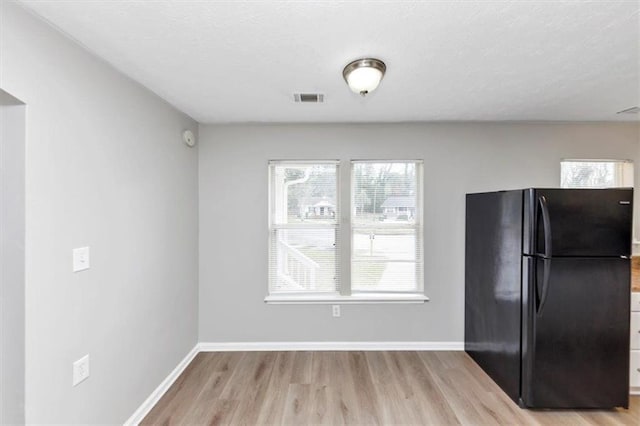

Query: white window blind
[351,161,423,294]
[268,161,339,296]
[561,159,633,189]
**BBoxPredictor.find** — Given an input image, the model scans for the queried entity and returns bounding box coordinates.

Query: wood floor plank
[435,352,538,425]
[428,352,534,425]
[310,351,331,385]
[178,352,242,425]
[141,351,640,425]
[485,391,543,426]
[417,352,497,425]
[365,351,422,425]
[290,351,313,384]
[282,383,311,425]
[254,351,295,425]
[202,399,240,426]
[216,352,256,401]
[141,352,217,425]
[308,383,330,425]
[228,351,278,425]
[381,350,448,424]
[346,351,382,424]
[321,352,361,425]
[388,351,462,425]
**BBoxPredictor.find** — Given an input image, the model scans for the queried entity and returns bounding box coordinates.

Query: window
[268,161,340,296]
[351,161,423,294]
[267,160,426,303]
[561,159,633,188]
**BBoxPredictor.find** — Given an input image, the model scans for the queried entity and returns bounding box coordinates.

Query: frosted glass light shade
[343,58,386,96]
[346,67,383,94]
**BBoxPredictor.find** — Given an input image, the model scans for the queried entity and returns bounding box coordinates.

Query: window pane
[560,160,633,188]
[269,162,339,297]
[352,261,419,292]
[352,162,417,226]
[352,229,417,261]
[269,228,337,294]
[351,161,423,294]
[271,163,337,225]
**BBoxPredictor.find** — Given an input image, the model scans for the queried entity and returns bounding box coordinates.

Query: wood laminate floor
[142,351,639,425]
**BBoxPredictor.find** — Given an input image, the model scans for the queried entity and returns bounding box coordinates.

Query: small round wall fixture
[182,130,196,147]
[342,58,386,96]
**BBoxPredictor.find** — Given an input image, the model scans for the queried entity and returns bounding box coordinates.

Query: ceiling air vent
[293,93,324,103]
[616,106,640,114]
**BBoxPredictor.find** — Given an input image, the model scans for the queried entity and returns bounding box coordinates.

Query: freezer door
[523,188,632,257]
[521,257,630,408]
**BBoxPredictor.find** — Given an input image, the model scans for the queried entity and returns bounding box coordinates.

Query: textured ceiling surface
[19,1,640,123]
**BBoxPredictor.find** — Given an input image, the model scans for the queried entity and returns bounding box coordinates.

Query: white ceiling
[19,1,640,123]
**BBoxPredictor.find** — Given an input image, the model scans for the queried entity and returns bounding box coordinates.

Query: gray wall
[1,92,26,425]
[198,122,639,343]
[0,2,199,423]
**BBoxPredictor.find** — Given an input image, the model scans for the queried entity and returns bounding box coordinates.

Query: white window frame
[266,159,428,305]
[267,160,341,298]
[560,159,634,189]
[350,160,425,297]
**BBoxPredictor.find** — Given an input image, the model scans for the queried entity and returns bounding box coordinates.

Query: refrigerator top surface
[467,188,633,196]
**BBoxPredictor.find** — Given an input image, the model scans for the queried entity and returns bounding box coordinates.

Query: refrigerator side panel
[465,190,523,403]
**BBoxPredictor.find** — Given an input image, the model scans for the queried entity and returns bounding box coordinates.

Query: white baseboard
[124,344,199,426]
[198,341,464,352]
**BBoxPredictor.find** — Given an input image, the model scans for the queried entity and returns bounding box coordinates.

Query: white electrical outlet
[72,354,90,386]
[73,247,90,272]
[332,305,341,317]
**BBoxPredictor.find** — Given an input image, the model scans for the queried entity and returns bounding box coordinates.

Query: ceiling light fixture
[342,58,386,96]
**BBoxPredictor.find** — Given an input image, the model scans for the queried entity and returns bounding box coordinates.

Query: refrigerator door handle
[531,256,541,308]
[537,259,551,315]
[538,195,552,258]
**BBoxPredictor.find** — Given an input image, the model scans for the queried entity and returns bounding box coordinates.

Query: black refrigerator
[465,188,632,409]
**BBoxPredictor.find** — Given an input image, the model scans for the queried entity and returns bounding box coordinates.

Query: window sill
[264,294,429,305]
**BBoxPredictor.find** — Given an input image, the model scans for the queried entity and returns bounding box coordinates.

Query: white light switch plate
[72,354,90,386]
[73,247,90,272]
